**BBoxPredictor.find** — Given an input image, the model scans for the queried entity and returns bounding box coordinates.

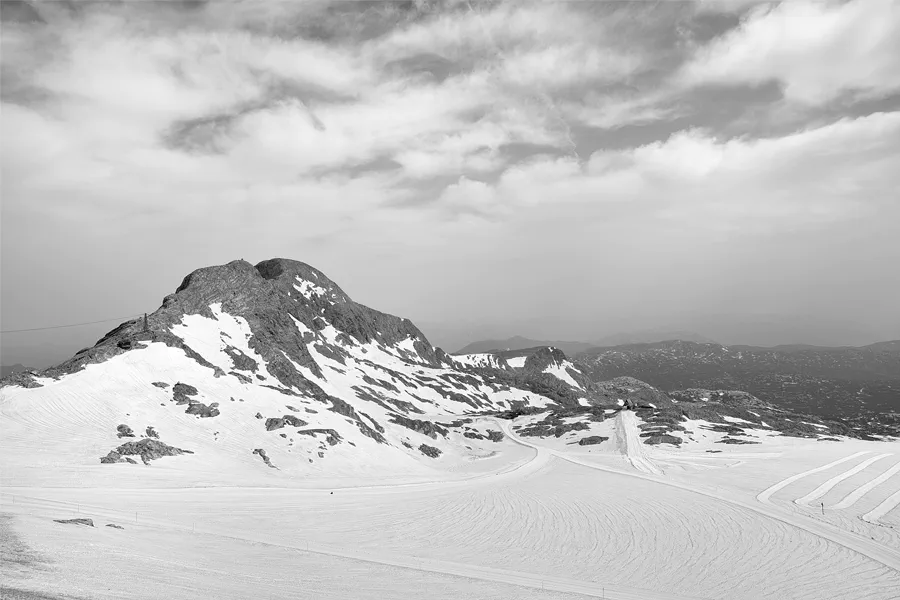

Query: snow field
[8,452,900,600]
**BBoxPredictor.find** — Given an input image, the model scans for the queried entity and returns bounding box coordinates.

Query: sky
[2,0,900,367]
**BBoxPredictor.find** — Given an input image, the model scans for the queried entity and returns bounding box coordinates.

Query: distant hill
[0,364,27,378]
[592,330,717,346]
[454,336,595,357]
[576,340,900,418]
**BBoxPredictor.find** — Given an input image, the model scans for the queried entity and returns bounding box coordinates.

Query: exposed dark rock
[463,431,484,440]
[152,382,169,389]
[389,415,448,439]
[283,415,307,427]
[818,437,842,441]
[102,439,193,465]
[145,426,159,439]
[116,424,135,438]
[419,443,442,458]
[486,430,504,442]
[106,523,124,529]
[328,396,386,443]
[172,382,199,405]
[518,416,590,438]
[230,371,252,383]
[578,435,609,446]
[53,519,94,527]
[224,346,258,372]
[255,412,264,419]
[716,437,760,445]
[265,418,286,431]
[643,434,682,446]
[100,451,123,464]
[285,405,299,412]
[295,428,342,446]
[185,402,219,418]
[252,448,277,468]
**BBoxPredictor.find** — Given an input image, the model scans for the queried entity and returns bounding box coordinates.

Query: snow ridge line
[833,460,900,509]
[3,493,707,600]
[863,489,900,524]
[756,452,871,504]
[795,453,893,507]
[497,424,900,573]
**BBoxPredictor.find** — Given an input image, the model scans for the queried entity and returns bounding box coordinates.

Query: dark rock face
[716,438,760,445]
[225,346,258,372]
[578,436,609,446]
[418,443,442,458]
[389,415,448,439]
[116,424,135,438]
[172,383,199,404]
[145,426,159,439]
[643,434,682,446]
[282,415,307,427]
[106,523,124,529]
[101,439,193,465]
[328,397,386,443]
[252,448,276,468]
[185,402,219,418]
[523,346,568,374]
[265,418,284,431]
[486,430,504,442]
[296,428,342,446]
[152,382,169,389]
[518,415,590,438]
[53,518,94,527]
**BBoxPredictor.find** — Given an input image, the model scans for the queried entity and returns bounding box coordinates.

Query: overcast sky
[2,0,899,367]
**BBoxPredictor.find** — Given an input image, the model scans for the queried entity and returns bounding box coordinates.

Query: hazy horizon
[3,0,900,368]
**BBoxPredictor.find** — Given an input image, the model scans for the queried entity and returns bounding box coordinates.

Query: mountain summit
[0,259,567,486]
[2,258,891,490]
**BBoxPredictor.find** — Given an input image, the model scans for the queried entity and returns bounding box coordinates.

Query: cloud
[433,111,900,232]
[680,0,900,105]
[3,0,900,360]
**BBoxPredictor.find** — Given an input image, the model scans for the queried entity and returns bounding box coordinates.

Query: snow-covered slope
[0,259,554,486]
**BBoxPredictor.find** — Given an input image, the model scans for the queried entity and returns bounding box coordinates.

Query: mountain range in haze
[455,331,717,355]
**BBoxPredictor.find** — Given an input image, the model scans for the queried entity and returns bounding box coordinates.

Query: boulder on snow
[116,424,135,438]
[172,382,199,405]
[252,448,277,468]
[106,523,124,529]
[54,518,94,527]
[643,434,682,446]
[578,435,609,446]
[418,444,442,458]
[102,438,193,465]
[185,402,220,418]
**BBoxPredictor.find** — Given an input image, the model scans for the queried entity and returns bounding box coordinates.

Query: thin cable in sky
[1,315,143,334]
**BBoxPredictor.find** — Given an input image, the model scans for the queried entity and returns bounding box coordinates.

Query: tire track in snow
[498,423,900,573]
[795,454,893,507]
[756,452,871,504]
[863,489,900,524]
[4,493,708,600]
[833,460,900,509]
[615,410,662,475]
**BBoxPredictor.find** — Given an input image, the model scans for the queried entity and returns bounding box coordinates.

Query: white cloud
[434,111,900,232]
[680,0,900,104]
